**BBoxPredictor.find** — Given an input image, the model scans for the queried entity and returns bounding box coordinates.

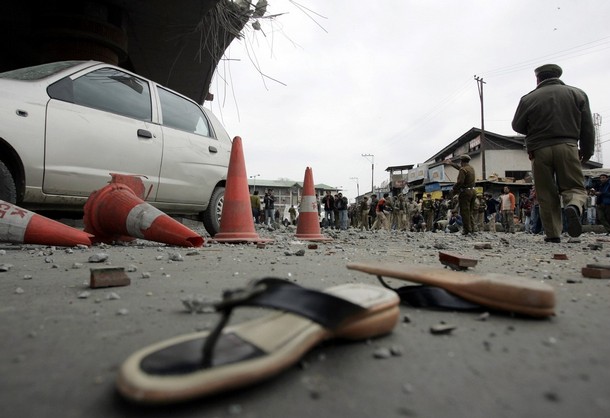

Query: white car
[0,61,232,236]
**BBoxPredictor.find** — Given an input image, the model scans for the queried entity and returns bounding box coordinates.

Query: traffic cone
[83,183,204,247]
[109,173,147,199]
[0,200,93,247]
[295,167,333,242]
[214,136,271,243]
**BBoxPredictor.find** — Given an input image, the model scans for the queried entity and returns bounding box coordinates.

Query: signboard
[428,165,445,182]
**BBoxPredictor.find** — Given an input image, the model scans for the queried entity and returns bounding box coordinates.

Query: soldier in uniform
[421,193,434,232]
[445,154,476,235]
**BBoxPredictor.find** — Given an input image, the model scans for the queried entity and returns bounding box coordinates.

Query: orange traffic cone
[109,173,148,199]
[0,200,92,247]
[214,136,271,243]
[295,167,333,242]
[83,183,204,247]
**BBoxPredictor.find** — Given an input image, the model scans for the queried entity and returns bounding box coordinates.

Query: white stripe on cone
[299,195,318,213]
[126,203,164,238]
[0,200,35,243]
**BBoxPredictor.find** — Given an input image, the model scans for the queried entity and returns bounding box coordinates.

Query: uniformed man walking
[445,154,476,235]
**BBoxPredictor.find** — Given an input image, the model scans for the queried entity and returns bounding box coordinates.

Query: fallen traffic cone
[83,183,204,247]
[109,173,148,199]
[0,200,92,247]
[295,167,333,242]
[214,136,271,243]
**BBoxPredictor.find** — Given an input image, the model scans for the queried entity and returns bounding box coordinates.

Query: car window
[0,61,84,80]
[158,87,211,137]
[69,68,152,121]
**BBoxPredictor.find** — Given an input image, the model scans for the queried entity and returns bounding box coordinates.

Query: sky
[205,0,610,202]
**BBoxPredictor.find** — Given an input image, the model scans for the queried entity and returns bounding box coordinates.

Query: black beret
[534,64,562,78]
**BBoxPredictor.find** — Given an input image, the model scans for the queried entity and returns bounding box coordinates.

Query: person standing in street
[595,173,610,234]
[250,190,261,224]
[263,189,275,227]
[499,186,516,233]
[512,64,594,243]
[445,154,476,235]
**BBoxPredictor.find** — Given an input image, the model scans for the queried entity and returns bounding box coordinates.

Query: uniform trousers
[531,143,587,239]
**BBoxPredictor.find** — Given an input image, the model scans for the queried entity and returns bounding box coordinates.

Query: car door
[44,66,163,197]
[154,86,230,205]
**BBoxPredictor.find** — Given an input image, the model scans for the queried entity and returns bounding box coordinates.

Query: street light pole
[249,174,260,192]
[349,177,360,197]
[361,154,374,193]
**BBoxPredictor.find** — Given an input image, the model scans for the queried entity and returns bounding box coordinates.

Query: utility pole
[594,113,603,163]
[361,154,374,193]
[474,75,486,180]
[349,177,360,197]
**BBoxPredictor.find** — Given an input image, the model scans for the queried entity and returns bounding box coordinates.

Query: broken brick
[553,254,568,260]
[438,251,478,270]
[90,267,131,288]
[581,267,610,279]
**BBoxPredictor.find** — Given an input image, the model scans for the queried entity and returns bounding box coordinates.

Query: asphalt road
[1,224,609,418]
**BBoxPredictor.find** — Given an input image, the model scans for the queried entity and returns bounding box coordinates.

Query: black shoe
[544,237,561,243]
[565,205,582,238]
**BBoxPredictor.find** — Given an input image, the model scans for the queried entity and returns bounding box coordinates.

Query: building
[403,127,602,200]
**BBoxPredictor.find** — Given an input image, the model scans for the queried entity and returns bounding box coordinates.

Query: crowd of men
[251,181,610,237]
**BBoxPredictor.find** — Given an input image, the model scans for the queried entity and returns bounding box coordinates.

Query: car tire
[0,160,17,203]
[201,186,224,237]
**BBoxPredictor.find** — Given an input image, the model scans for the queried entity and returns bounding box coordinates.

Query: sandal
[116,277,400,403]
[347,262,555,318]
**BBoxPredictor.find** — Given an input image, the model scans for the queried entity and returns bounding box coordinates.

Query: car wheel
[201,186,224,237]
[0,160,17,203]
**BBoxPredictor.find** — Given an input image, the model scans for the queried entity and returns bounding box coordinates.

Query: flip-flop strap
[376,275,483,310]
[202,277,366,368]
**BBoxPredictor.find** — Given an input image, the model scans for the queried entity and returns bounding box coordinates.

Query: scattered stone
[88,253,109,263]
[106,292,121,300]
[0,263,13,272]
[155,255,164,260]
[72,262,84,269]
[587,243,602,250]
[15,287,24,294]
[44,256,54,263]
[390,345,404,356]
[126,265,138,272]
[544,391,560,402]
[78,291,91,299]
[402,314,412,323]
[294,249,306,256]
[566,278,582,284]
[168,253,184,262]
[116,308,129,315]
[430,323,457,335]
[141,272,151,279]
[373,347,392,359]
[474,242,492,250]
[23,274,32,280]
[182,295,214,313]
[477,312,490,321]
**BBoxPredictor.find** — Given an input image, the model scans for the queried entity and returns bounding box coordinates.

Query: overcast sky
[205,0,610,201]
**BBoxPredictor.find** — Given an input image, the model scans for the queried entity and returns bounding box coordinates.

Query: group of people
[246,64,595,243]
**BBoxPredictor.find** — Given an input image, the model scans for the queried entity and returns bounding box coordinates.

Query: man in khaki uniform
[445,154,476,235]
[512,64,593,243]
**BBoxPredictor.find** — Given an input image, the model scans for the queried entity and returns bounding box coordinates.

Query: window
[158,87,211,137]
[0,61,83,80]
[53,67,152,121]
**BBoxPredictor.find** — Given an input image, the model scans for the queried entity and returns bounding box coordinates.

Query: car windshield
[0,61,84,80]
